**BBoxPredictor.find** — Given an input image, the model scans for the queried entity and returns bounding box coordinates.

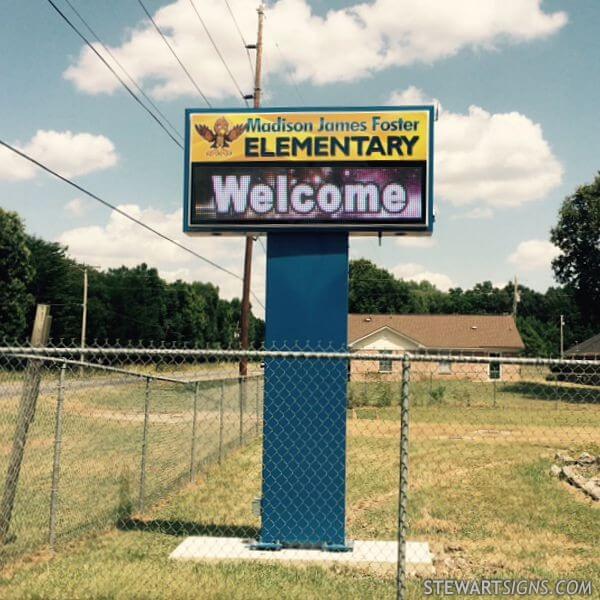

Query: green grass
[0,377,262,566]
[0,376,599,599]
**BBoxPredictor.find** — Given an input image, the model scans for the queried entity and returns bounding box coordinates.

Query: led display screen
[184,107,434,234]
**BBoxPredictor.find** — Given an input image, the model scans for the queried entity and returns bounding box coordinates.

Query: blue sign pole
[256,232,350,550]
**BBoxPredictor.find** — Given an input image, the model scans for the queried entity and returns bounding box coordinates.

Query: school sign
[182,105,435,551]
[183,106,434,234]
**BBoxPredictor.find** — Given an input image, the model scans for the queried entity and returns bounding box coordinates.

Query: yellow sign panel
[190,110,430,163]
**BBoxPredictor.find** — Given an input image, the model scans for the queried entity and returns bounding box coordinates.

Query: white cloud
[394,236,436,248]
[392,262,453,291]
[389,86,563,210]
[64,198,87,217]
[0,130,117,181]
[57,205,266,315]
[452,207,495,220]
[436,106,563,208]
[507,239,560,271]
[388,86,437,107]
[63,0,567,98]
[0,145,37,181]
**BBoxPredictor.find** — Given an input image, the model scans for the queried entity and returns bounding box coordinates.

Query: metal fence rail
[0,350,263,564]
[0,345,598,600]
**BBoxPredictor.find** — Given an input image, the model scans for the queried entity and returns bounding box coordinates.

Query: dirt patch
[413,512,459,535]
[63,402,254,426]
[430,522,594,578]
[410,456,532,492]
[347,490,396,528]
[1,437,53,457]
[347,420,597,446]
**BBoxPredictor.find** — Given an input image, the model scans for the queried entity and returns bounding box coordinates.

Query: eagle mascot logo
[195,117,246,157]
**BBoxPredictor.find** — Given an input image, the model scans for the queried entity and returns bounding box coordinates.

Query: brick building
[348,314,525,382]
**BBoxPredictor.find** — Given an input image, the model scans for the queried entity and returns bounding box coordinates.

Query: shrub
[429,385,446,405]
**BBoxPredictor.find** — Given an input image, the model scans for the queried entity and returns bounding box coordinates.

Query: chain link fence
[0,344,598,599]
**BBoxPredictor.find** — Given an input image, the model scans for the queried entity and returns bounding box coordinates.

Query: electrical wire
[186,0,249,106]
[136,0,211,107]
[44,0,184,149]
[273,41,305,105]
[63,0,183,144]
[0,139,265,310]
[222,0,254,81]
[259,5,305,105]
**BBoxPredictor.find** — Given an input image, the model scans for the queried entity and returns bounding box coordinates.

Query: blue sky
[1,0,599,314]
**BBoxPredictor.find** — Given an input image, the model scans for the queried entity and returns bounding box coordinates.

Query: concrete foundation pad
[169,537,433,568]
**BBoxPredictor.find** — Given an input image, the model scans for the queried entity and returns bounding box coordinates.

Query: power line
[257,5,304,105]
[186,0,248,106]
[273,41,305,105]
[63,0,183,144]
[222,0,254,81]
[44,0,183,149]
[136,0,211,107]
[0,139,265,310]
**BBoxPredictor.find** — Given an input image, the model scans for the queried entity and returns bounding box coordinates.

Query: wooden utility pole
[560,314,565,359]
[80,267,88,369]
[0,304,52,543]
[239,4,265,376]
[512,275,519,317]
[252,4,265,110]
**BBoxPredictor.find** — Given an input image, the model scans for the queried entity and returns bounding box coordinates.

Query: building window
[489,354,501,380]
[439,361,452,374]
[379,359,392,373]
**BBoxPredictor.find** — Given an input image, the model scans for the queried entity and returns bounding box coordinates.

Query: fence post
[239,376,245,446]
[1,305,52,544]
[555,359,562,411]
[49,362,66,549]
[397,354,411,600]
[189,382,199,483]
[138,377,151,513]
[255,376,260,435]
[219,381,224,464]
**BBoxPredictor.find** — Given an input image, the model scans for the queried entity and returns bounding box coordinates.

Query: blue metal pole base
[257,232,349,551]
[250,540,354,552]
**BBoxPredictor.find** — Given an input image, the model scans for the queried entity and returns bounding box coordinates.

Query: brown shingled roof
[349,314,525,351]
[565,333,600,356]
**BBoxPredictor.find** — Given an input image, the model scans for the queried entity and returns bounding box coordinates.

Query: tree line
[0,209,264,348]
[349,259,592,356]
[1,172,598,354]
[349,172,599,356]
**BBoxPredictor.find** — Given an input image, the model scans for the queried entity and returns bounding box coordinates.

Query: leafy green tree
[26,236,82,340]
[164,280,209,345]
[102,264,167,343]
[349,259,412,313]
[4,209,266,346]
[551,173,600,327]
[405,280,446,314]
[216,298,237,348]
[0,209,34,339]
[517,316,556,357]
[345,259,594,356]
